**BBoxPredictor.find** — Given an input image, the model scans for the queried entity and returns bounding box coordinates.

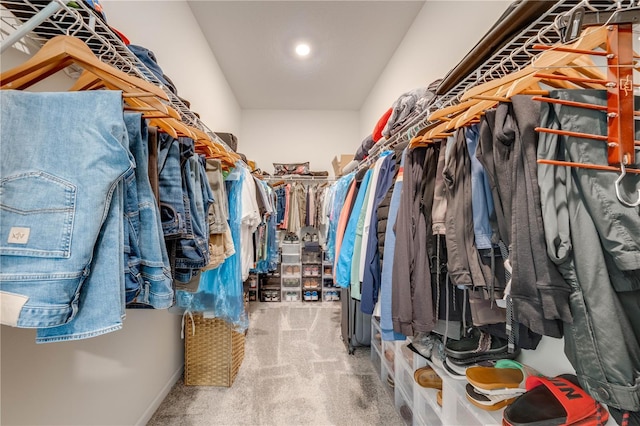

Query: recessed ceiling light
[295,43,311,57]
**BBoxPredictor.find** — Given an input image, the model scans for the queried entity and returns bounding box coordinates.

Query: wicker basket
[184,314,245,387]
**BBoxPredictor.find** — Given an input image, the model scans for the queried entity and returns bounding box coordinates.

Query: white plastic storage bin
[281,242,301,255]
[440,367,503,426]
[281,290,300,302]
[281,277,300,288]
[281,254,301,264]
[371,343,382,379]
[414,385,443,426]
[395,355,414,404]
[281,263,301,278]
[397,340,414,369]
[302,264,321,277]
[395,381,413,426]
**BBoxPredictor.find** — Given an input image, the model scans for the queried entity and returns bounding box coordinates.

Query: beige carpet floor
[147,302,404,426]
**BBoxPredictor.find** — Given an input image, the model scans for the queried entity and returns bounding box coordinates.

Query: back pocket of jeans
[0,172,76,258]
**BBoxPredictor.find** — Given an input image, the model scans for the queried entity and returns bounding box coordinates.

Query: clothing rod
[0,0,235,156]
[264,176,335,182]
[356,0,633,172]
[0,0,66,54]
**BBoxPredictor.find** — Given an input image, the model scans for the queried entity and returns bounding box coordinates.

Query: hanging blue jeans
[0,90,132,339]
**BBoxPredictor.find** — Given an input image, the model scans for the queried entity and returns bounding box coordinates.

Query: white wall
[241,109,360,176]
[1,311,183,426]
[103,0,242,136]
[359,0,512,138]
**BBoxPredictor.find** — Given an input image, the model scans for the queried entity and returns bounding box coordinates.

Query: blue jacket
[380,149,407,341]
[361,153,396,314]
[466,124,495,249]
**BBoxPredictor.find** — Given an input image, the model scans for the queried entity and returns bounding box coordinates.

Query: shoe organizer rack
[371,317,503,426]
[281,241,302,302]
[277,226,341,303]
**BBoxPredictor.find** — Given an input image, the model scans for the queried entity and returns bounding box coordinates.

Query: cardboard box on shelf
[332,154,355,176]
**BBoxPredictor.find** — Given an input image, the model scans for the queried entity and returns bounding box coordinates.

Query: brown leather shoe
[414,366,443,389]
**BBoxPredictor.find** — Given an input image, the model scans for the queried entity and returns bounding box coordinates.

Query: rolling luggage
[341,286,371,354]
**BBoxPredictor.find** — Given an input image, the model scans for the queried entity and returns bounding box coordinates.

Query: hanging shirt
[350,173,374,299]
[240,167,260,281]
[335,169,372,288]
[332,178,357,278]
[359,153,391,283]
[325,172,355,262]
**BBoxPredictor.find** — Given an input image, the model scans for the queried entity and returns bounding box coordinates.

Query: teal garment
[350,174,374,300]
[335,170,372,288]
[326,172,356,262]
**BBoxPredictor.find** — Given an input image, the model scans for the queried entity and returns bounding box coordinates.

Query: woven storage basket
[184,314,245,387]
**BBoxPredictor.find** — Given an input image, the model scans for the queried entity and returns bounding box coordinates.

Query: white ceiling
[187,1,425,111]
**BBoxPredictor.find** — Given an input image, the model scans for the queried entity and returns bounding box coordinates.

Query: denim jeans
[465,124,495,249]
[173,139,212,275]
[127,44,177,96]
[37,182,126,342]
[157,133,188,239]
[123,114,173,309]
[0,91,132,333]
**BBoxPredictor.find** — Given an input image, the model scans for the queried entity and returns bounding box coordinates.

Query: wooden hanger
[0,35,168,101]
[70,70,179,119]
[461,25,608,102]
[440,26,609,131]
[2,35,244,170]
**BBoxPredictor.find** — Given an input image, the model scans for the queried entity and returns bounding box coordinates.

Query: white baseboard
[135,366,184,426]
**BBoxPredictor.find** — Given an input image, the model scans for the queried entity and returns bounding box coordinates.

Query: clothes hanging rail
[356,0,635,172]
[264,176,336,184]
[0,0,235,154]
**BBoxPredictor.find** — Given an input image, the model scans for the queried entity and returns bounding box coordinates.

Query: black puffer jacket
[376,141,409,262]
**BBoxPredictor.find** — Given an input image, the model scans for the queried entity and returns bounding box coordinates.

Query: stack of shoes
[502,374,610,425]
[443,358,499,381]
[445,328,518,367]
[465,360,540,411]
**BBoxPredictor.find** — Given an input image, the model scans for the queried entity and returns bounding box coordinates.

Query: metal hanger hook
[615,163,640,207]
